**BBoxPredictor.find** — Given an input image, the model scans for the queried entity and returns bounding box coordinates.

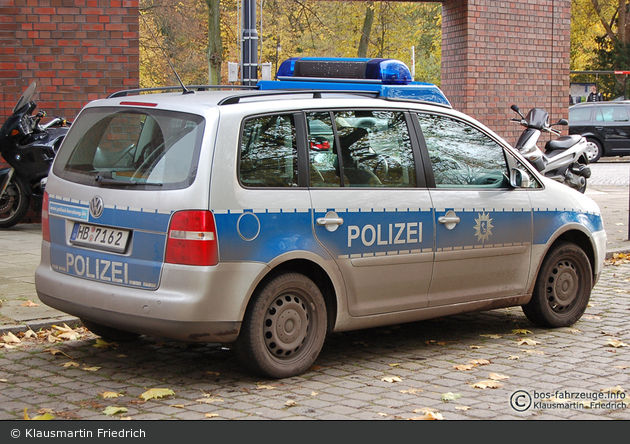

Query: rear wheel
[234,273,327,379]
[0,176,30,229]
[584,139,602,162]
[80,318,140,342]
[522,242,592,328]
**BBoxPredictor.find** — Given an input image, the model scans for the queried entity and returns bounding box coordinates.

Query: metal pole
[241,0,258,86]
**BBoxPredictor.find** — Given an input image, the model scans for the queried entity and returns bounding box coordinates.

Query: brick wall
[442,0,571,145]
[0,0,139,223]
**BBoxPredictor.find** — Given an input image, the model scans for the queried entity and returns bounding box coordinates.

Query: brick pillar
[0,0,139,223]
[441,0,571,145]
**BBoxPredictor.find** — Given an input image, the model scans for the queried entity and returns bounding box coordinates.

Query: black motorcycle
[0,82,70,228]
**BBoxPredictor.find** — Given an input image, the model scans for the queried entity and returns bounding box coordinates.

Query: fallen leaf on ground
[311,391,319,396]
[413,407,439,414]
[2,332,20,344]
[470,345,483,349]
[601,385,625,394]
[140,388,175,401]
[43,348,73,359]
[471,380,503,389]
[195,396,223,404]
[256,383,276,390]
[284,400,297,407]
[518,338,540,346]
[524,349,545,355]
[512,329,533,335]
[479,334,502,339]
[441,392,462,402]
[508,355,520,360]
[205,413,219,418]
[469,359,491,365]
[606,339,629,348]
[23,408,54,421]
[82,366,100,372]
[409,411,444,420]
[382,376,403,383]
[399,388,423,394]
[93,338,118,349]
[20,300,39,307]
[454,364,475,371]
[52,324,81,341]
[23,330,37,339]
[614,364,630,369]
[103,406,128,416]
[100,391,122,398]
[489,373,510,381]
[455,406,471,411]
[60,362,80,368]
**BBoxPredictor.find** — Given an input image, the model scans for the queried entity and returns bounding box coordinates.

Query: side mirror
[510,168,531,188]
[553,118,569,126]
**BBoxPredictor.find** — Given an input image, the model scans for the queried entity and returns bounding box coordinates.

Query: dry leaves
[606,339,629,348]
[488,373,510,381]
[470,380,503,389]
[512,329,533,335]
[139,388,175,401]
[453,364,475,371]
[102,406,128,416]
[518,338,541,346]
[20,300,39,307]
[381,376,403,383]
[605,252,630,266]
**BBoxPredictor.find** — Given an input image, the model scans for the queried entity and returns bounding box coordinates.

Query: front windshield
[53,107,205,190]
[14,81,37,113]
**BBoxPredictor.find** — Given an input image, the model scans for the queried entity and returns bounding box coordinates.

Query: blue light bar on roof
[276,57,413,85]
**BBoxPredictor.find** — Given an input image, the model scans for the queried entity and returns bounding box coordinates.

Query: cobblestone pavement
[1,261,629,421]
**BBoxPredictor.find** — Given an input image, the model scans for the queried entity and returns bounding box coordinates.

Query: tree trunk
[357,2,374,58]
[206,0,222,84]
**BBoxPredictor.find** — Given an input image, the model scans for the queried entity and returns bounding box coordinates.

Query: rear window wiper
[95,172,162,187]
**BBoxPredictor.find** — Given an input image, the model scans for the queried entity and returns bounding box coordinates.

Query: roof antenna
[140,13,193,95]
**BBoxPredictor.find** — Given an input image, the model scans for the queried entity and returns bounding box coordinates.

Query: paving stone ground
[1,261,629,421]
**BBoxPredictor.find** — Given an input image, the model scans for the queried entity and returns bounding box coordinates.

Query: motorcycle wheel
[0,176,31,228]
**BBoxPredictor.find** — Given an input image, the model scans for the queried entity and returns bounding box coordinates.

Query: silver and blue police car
[35,58,606,378]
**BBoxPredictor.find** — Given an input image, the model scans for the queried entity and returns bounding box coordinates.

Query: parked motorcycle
[510,104,590,193]
[0,82,70,228]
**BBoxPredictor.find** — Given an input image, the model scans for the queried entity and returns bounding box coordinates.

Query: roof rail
[108,85,256,99]
[217,89,380,105]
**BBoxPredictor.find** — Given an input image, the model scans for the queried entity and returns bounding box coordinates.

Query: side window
[239,114,298,187]
[568,107,592,123]
[598,106,629,122]
[307,110,416,188]
[416,113,509,188]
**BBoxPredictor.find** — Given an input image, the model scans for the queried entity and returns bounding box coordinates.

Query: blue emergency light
[257,57,450,106]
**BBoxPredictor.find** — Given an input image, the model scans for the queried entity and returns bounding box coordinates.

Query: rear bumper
[35,242,268,343]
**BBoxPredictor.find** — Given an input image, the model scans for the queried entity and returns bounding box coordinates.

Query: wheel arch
[244,256,341,334]
[536,228,597,284]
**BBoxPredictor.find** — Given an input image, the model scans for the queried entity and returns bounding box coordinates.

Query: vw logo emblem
[90,196,104,219]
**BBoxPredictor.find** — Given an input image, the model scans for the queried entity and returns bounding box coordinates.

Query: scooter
[0,82,70,228]
[510,104,590,193]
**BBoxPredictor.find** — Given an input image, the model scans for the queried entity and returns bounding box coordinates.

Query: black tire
[522,242,592,328]
[233,273,327,379]
[584,139,602,163]
[0,176,30,229]
[80,318,140,342]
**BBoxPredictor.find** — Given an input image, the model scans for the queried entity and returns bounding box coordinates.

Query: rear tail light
[165,211,218,266]
[42,191,50,242]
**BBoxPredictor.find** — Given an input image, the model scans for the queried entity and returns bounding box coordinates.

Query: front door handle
[316,211,344,232]
[438,210,460,230]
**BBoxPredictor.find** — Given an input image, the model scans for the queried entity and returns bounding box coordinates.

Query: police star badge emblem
[474,212,494,243]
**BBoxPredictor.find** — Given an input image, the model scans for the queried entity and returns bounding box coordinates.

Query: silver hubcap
[264,293,310,358]
[546,260,579,312]
[585,142,599,160]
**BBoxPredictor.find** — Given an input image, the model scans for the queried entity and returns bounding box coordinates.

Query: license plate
[70,223,130,253]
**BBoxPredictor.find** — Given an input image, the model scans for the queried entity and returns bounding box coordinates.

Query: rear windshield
[53,107,205,190]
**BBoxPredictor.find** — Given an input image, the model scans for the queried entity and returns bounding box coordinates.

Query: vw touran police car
[35,58,606,378]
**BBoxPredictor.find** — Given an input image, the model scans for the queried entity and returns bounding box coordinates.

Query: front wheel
[522,242,592,328]
[0,176,30,229]
[233,273,327,379]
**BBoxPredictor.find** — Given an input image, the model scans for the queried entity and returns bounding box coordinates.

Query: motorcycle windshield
[13,82,37,114]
